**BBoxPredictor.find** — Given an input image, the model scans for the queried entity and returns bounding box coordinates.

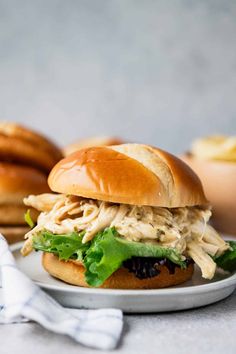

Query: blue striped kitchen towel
[0,235,123,350]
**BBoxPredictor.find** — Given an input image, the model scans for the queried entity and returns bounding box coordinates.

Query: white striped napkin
[0,234,123,350]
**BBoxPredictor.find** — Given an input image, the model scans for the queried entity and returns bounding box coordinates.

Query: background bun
[63,136,123,156]
[0,163,49,225]
[42,252,194,289]
[0,226,30,244]
[0,162,50,204]
[0,205,38,225]
[48,144,207,207]
[0,122,62,172]
[0,122,62,244]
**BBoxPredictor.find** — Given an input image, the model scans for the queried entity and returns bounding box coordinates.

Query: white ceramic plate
[10,242,236,313]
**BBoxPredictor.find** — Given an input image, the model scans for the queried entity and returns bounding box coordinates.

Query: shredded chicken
[24,194,64,212]
[21,193,229,279]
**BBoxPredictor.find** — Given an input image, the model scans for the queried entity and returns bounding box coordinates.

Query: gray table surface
[1,288,235,354]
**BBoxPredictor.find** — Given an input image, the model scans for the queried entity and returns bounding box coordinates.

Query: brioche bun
[42,252,194,289]
[0,163,49,226]
[0,122,62,172]
[48,144,207,208]
[0,205,38,225]
[0,162,50,204]
[63,136,123,156]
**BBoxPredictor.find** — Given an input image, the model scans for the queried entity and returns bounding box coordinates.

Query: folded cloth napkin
[0,235,123,350]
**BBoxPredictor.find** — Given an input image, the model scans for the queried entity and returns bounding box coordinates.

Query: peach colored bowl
[181,154,236,235]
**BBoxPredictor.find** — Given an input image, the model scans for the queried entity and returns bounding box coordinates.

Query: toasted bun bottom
[42,253,194,289]
[0,226,30,244]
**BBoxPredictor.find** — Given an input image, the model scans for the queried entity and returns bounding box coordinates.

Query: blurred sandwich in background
[181,135,236,235]
[63,136,123,156]
[0,122,62,243]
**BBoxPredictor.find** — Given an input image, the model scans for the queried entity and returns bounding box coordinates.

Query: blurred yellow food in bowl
[181,135,236,235]
[192,135,236,162]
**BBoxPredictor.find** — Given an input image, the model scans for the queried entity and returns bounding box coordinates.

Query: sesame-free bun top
[0,162,50,204]
[48,144,208,207]
[0,122,62,172]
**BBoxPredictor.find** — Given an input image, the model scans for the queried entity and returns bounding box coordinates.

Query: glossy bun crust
[0,122,62,172]
[48,144,207,207]
[42,252,194,289]
[0,162,50,204]
[0,163,49,226]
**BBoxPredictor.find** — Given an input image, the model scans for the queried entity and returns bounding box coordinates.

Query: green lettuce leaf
[24,209,35,228]
[84,228,186,287]
[214,241,236,272]
[33,231,89,261]
[33,228,186,287]
[32,230,236,287]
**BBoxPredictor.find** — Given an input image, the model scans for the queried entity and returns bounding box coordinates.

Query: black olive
[123,256,193,279]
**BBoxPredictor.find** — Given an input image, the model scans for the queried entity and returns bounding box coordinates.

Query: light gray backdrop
[0,0,235,153]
